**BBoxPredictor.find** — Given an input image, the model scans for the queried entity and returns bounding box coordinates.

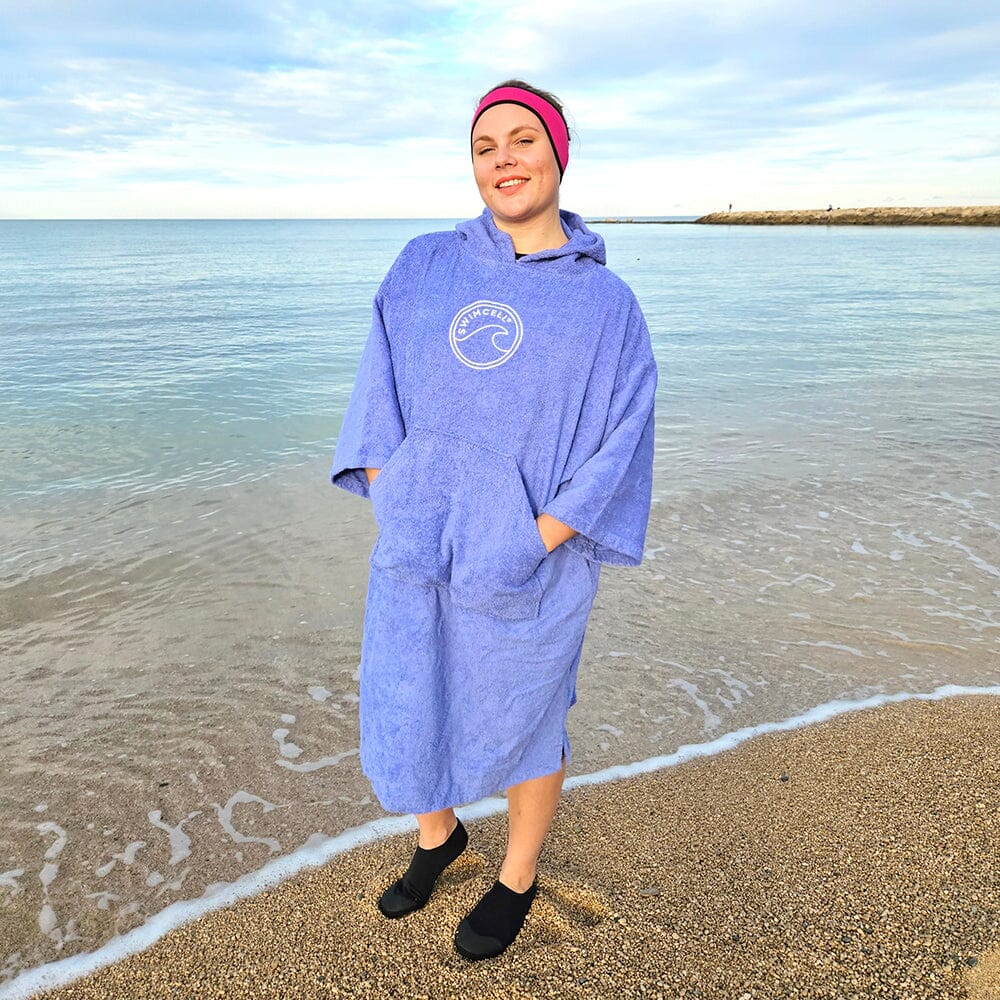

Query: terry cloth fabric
[331,208,657,814]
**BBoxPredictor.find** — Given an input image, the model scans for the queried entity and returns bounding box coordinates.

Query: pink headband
[471,86,569,177]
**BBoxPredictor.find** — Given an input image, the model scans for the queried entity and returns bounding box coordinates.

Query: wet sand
[6,473,999,987]
[33,694,1000,999]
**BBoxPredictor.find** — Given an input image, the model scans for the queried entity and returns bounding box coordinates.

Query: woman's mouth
[496,177,528,190]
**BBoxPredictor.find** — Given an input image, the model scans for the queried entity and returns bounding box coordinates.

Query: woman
[331,80,656,960]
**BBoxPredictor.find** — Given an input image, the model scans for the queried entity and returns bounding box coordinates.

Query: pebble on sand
[35,695,1000,1000]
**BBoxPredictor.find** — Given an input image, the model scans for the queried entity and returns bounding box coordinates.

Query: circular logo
[448,300,524,370]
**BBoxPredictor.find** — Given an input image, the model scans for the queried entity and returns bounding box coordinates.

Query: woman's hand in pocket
[535,513,578,553]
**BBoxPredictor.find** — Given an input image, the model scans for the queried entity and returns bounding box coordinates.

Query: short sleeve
[541,298,657,565]
[330,286,405,499]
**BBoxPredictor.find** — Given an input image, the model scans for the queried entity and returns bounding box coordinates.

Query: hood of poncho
[455,208,606,267]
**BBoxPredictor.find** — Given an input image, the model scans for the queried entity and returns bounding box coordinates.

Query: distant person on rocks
[331,80,657,960]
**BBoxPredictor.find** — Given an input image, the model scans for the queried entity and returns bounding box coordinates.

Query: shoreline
[696,206,1000,226]
[4,215,1000,1000]
[5,464,1000,991]
[13,690,1000,1000]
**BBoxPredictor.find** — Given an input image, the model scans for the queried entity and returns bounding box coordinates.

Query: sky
[1,0,998,219]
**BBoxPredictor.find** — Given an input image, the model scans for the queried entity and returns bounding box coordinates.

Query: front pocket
[369,428,548,620]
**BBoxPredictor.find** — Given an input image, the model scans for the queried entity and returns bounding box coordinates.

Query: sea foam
[2,682,998,1000]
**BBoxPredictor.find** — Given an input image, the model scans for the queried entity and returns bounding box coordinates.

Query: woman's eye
[476,147,494,156]
[516,138,533,146]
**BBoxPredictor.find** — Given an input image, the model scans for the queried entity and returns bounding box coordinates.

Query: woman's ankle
[416,811,457,849]
[498,862,537,893]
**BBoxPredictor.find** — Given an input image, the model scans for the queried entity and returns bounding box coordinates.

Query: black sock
[454,878,538,959]
[399,818,468,902]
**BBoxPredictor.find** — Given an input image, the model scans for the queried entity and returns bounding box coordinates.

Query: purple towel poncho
[331,208,656,814]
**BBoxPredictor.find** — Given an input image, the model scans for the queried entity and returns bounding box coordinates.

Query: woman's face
[471,103,560,230]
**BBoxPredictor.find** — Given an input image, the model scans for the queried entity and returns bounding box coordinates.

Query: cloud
[0,0,997,216]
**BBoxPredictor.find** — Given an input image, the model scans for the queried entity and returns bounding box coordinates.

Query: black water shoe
[454,877,537,959]
[377,818,468,918]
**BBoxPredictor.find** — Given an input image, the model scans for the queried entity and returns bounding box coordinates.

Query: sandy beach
[696,206,1000,225]
[27,694,999,999]
[5,221,999,998]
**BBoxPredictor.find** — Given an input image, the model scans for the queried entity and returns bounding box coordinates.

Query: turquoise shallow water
[1,219,998,983]
[3,220,998,501]
[1,219,420,498]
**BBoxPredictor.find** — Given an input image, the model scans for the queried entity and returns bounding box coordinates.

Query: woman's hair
[477,79,570,140]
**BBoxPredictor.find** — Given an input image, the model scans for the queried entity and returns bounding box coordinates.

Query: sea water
[1,219,998,987]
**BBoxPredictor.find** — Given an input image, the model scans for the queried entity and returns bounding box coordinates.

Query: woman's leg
[453,758,565,958]
[378,805,467,917]
[416,807,458,848]
[500,756,566,891]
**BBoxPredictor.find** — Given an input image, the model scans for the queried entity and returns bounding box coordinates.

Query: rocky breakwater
[696,206,1000,226]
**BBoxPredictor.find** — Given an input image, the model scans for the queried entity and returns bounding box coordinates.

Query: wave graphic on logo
[449,301,524,370]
